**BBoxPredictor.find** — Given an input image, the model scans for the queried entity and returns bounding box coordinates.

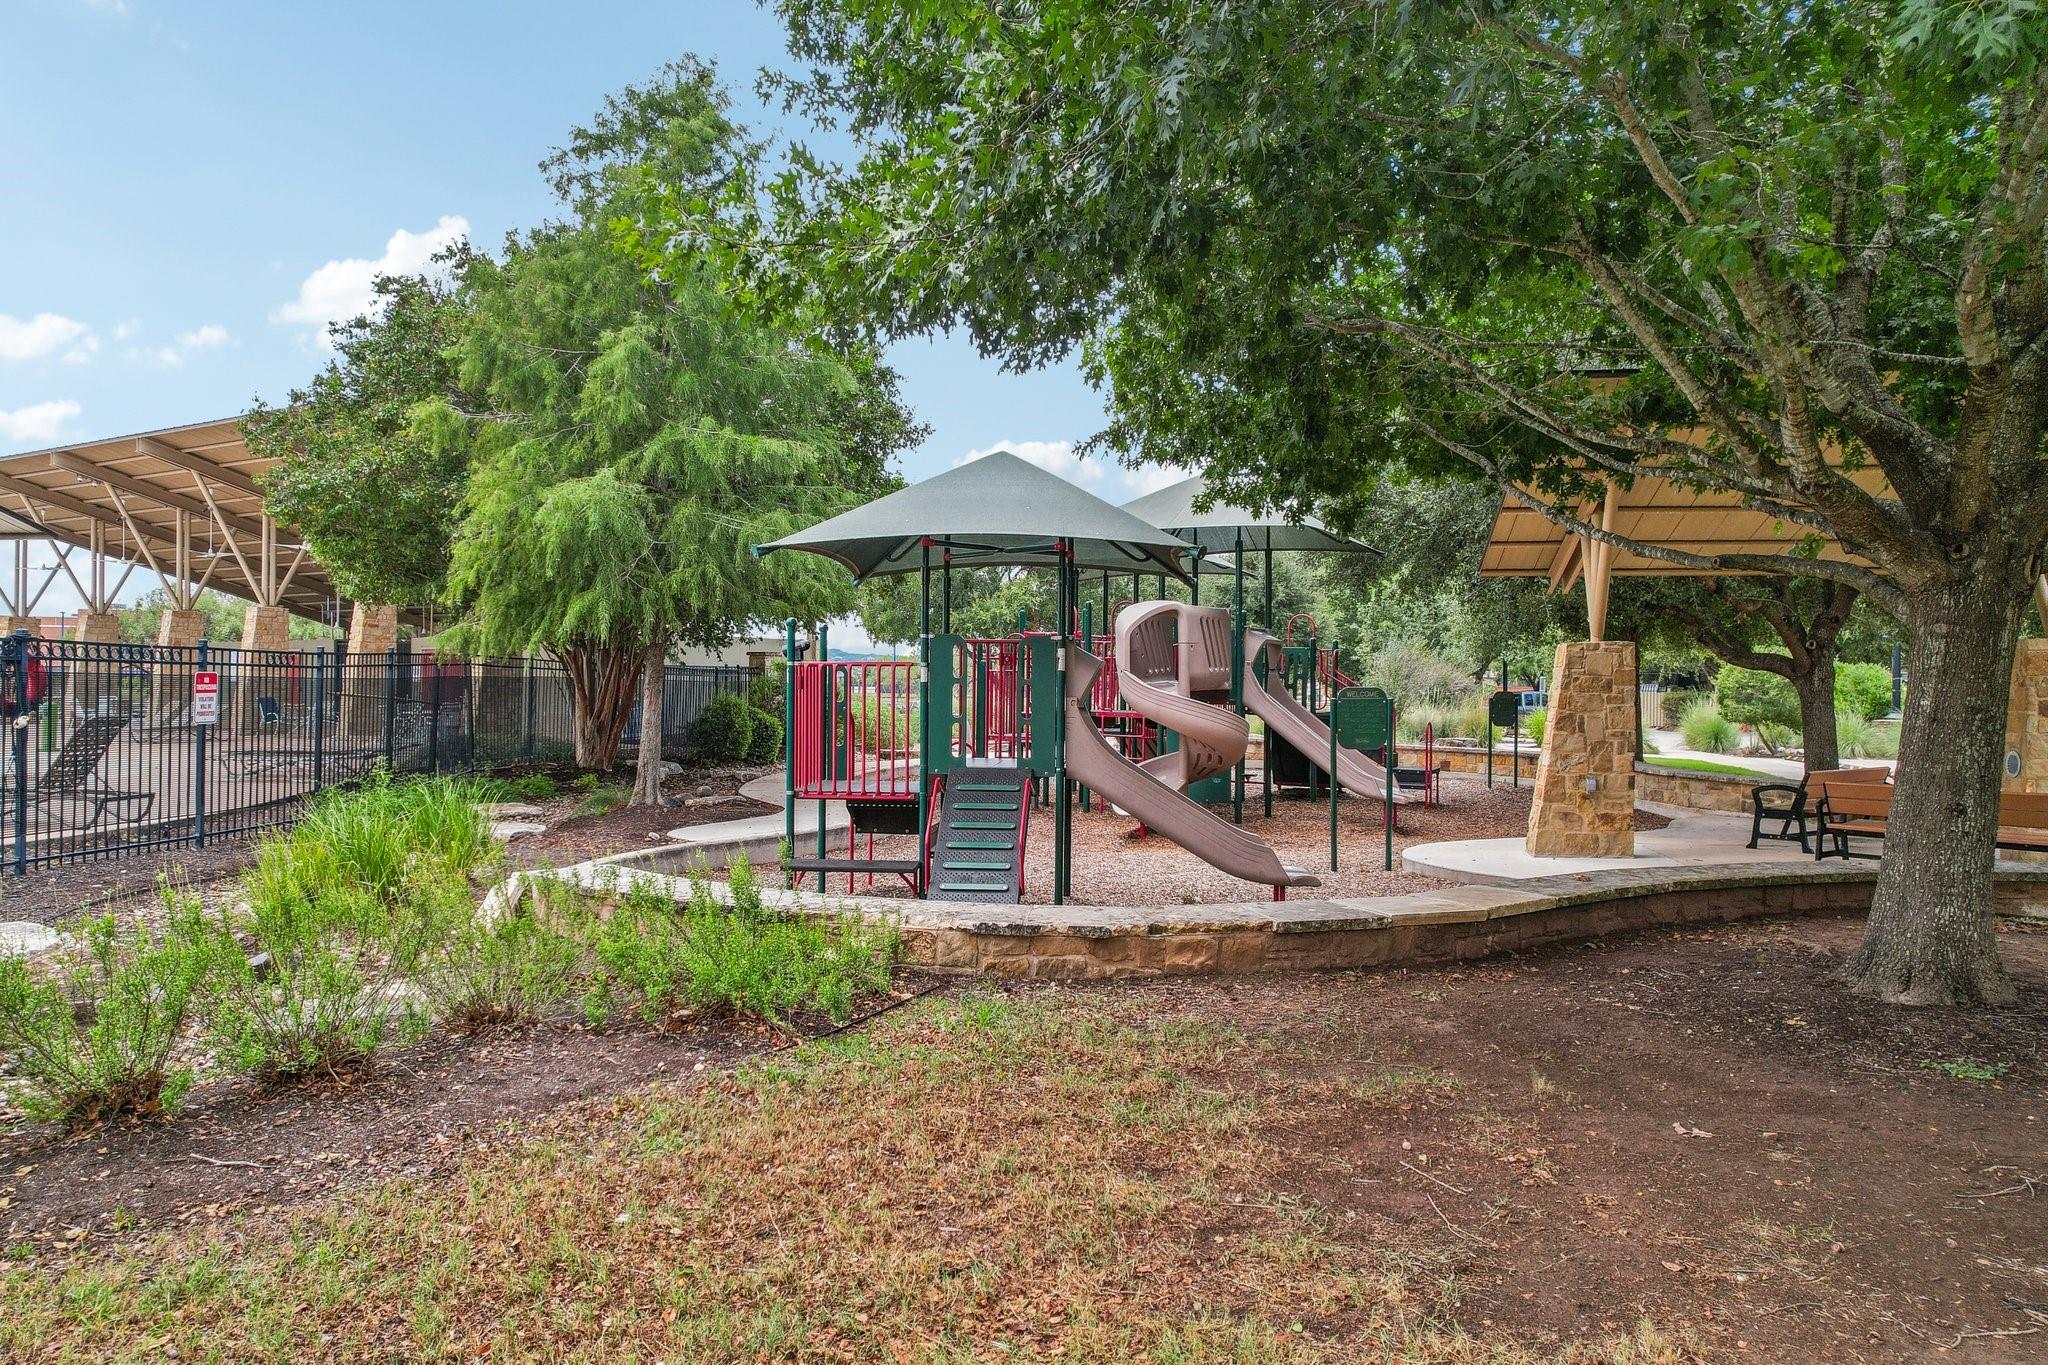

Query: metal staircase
[924,763,1032,903]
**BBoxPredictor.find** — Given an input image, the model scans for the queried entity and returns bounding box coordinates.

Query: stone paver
[0,920,61,957]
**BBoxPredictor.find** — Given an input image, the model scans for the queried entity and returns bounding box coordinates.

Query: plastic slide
[1110,600,1247,790]
[1241,630,1414,804]
[1063,644,1319,891]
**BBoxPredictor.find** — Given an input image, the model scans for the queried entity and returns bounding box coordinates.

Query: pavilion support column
[156,609,205,648]
[1,617,39,638]
[1525,639,1638,859]
[72,612,121,644]
[240,604,291,651]
[345,603,400,737]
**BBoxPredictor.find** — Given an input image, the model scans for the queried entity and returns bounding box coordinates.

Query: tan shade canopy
[0,415,349,622]
[1480,468,1888,587]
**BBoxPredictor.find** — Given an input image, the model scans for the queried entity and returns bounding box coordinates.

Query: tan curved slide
[1066,644,1319,891]
[1242,631,1414,804]
[1111,600,1247,790]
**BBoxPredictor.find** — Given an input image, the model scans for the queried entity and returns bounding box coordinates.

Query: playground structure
[761,453,1437,906]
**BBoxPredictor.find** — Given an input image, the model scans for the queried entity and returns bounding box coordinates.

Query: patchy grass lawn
[4,989,1685,1363]
[1640,756,1777,780]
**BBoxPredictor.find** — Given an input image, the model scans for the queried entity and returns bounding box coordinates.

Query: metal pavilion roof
[1118,474,1378,557]
[758,449,1196,581]
[0,414,350,623]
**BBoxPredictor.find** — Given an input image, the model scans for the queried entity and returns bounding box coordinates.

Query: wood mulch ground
[796,771,1669,904]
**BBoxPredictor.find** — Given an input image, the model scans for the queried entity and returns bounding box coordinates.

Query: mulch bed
[792,771,1670,904]
[0,835,265,928]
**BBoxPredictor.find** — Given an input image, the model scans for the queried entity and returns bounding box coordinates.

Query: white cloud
[274,216,469,347]
[956,440,1192,498]
[0,313,92,364]
[0,400,82,445]
[131,322,234,368]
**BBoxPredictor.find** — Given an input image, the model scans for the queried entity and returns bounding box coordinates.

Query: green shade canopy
[1120,474,1378,556]
[758,450,1195,581]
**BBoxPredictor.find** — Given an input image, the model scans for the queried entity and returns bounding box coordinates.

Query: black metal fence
[0,633,758,872]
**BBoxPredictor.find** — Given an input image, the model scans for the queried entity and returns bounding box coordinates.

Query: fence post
[311,640,328,790]
[524,657,537,761]
[465,662,477,771]
[10,631,29,874]
[193,638,208,849]
[427,658,442,775]
[384,648,397,771]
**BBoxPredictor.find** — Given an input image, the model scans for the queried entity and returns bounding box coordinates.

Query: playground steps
[925,764,1032,904]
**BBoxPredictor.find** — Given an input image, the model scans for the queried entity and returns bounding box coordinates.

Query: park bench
[1812,780,2048,861]
[1750,765,1890,853]
[6,714,156,832]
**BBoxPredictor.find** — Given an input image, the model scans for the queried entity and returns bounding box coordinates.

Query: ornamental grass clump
[0,890,225,1124]
[587,854,897,1029]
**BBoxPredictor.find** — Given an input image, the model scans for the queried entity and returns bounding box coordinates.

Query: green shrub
[501,772,559,802]
[1835,662,1895,721]
[1652,688,1708,728]
[841,693,919,753]
[746,664,783,713]
[418,890,591,1029]
[289,773,499,907]
[1839,714,1902,760]
[587,855,898,1029]
[1521,707,1547,747]
[1678,698,1738,753]
[0,894,224,1124]
[200,838,436,1081]
[1395,697,1488,743]
[1715,667,1800,731]
[745,707,784,764]
[573,784,631,819]
[689,692,755,764]
[1365,639,1476,709]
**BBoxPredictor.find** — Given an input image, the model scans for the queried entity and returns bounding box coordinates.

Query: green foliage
[245,269,478,606]
[1678,700,1739,755]
[1521,707,1547,749]
[1839,715,1903,760]
[1921,1056,2011,1082]
[746,664,783,713]
[1649,689,1709,729]
[586,856,897,1028]
[200,778,501,1080]
[1835,663,1896,722]
[1644,757,1774,780]
[481,772,559,803]
[689,692,754,764]
[573,784,631,819]
[1362,640,1478,710]
[745,708,784,765]
[1395,697,1487,744]
[417,893,591,1029]
[1716,668,1801,732]
[117,589,337,645]
[0,895,223,1124]
[840,692,919,754]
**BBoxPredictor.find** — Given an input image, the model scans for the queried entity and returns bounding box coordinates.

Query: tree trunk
[558,643,640,771]
[632,641,667,807]
[1845,560,2029,1006]
[1793,653,1840,773]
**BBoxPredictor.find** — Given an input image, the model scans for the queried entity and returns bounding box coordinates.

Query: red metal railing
[950,637,1035,763]
[790,658,919,801]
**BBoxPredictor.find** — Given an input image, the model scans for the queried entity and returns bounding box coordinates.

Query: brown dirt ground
[796,771,1669,903]
[1122,914,2048,1360]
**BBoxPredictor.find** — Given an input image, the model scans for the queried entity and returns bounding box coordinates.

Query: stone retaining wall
[1632,763,1759,814]
[1398,742,1542,781]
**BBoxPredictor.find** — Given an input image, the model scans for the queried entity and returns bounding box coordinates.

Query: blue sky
[0,1,1180,620]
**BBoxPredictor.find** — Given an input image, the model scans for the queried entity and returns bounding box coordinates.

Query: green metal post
[1052,545,1071,904]
[1231,527,1245,825]
[1263,543,1274,817]
[919,543,933,893]
[941,553,952,633]
[816,621,829,865]
[1328,705,1339,872]
[783,619,797,888]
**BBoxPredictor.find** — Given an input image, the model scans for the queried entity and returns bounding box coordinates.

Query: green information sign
[1332,688,1391,751]
[1488,689,1521,729]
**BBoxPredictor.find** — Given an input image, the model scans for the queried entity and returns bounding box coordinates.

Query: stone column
[1525,639,1639,859]
[2001,639,2048,794]
[240,604,292,651]
[156,609,205,648]
[0,617,38,637]
[344,603,401,738]
[72,611,121,643]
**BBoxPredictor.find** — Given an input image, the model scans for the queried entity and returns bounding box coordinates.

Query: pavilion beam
[48,451,267,540]
[132,437,266,498]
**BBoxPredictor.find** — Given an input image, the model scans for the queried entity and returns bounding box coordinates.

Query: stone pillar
[156,609,205,648]
[73,611,121,643]
[1525,639,1639,859]
[240,604,292,651]
[345,603,401,738]
[0,617,38,637]
[2002,639,2048,794]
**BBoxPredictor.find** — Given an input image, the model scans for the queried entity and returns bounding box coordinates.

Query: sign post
[1488,689,1520,791]
[192,644,212,848]
[1331,686,1394,873]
